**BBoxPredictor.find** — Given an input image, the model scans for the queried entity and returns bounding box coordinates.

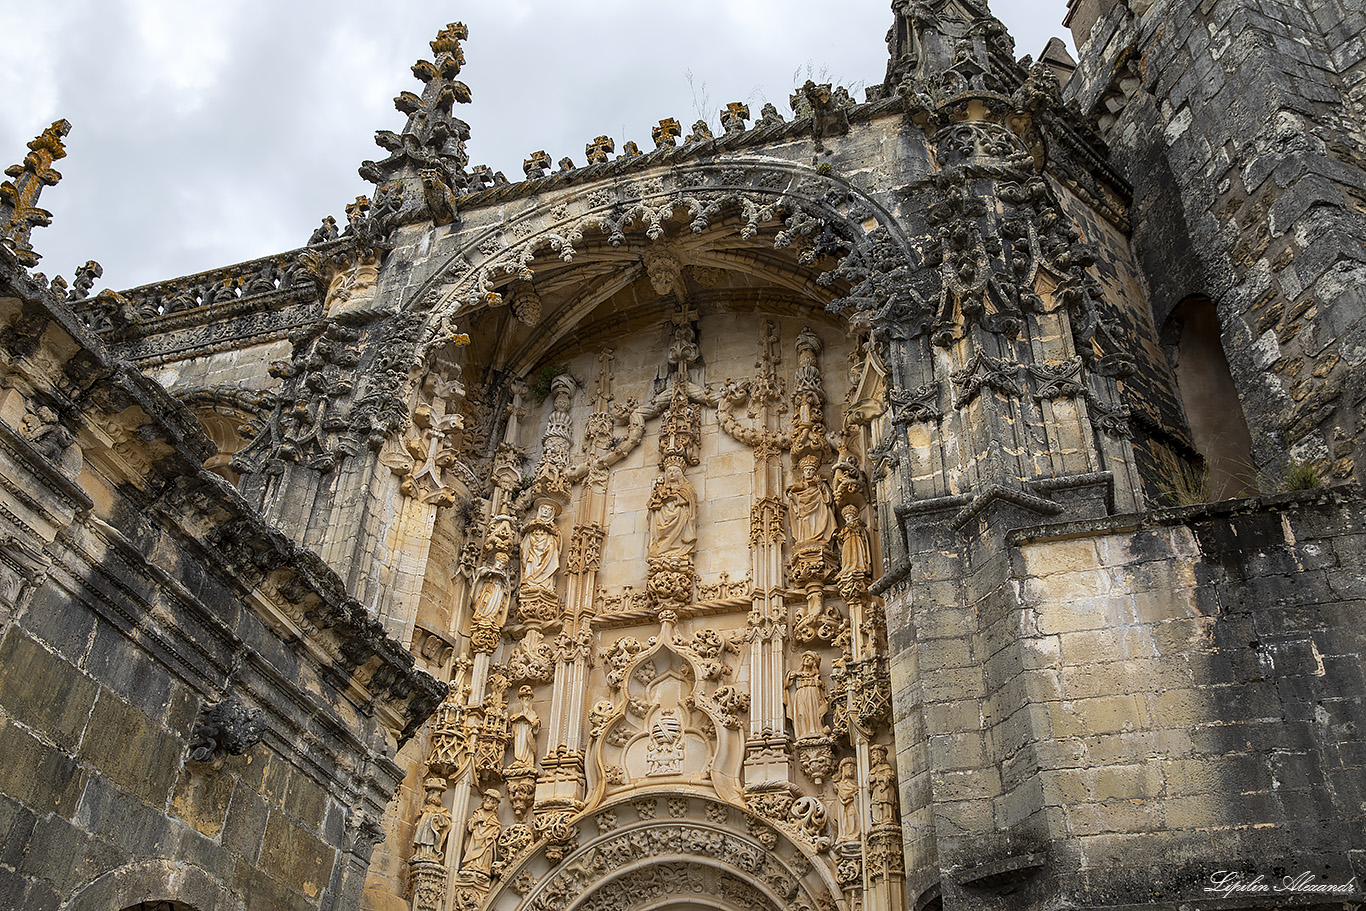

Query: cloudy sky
[0,1,1075,293]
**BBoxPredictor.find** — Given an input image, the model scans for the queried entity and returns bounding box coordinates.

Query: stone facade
[0,241,443,910]
[2,2,1364,911]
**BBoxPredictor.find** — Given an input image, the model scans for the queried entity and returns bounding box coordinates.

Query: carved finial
[523,150,551,179]
[66,260,102,302]
[557,156,576,172]
[757,103,786,127]
[308,215,339,245]
[687,120,714,143]
[619,141,642,159]
[430,21,468,63]
[652,118,682,149]
[883,0,1013,93]
[585,136,615,165]
[359,22,472,194]
[344,196,370,233]
[721,102,751,134]
[1,119,72,266]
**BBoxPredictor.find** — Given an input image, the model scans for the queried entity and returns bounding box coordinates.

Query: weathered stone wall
[0,249,442,911]
[1067,0,1366,484]
[886,484,1366,910]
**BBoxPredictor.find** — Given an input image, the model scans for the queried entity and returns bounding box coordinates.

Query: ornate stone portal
[396,303,902,911]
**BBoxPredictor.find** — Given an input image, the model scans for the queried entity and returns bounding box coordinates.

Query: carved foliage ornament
[414,164,914,351]
[188,696,266,770]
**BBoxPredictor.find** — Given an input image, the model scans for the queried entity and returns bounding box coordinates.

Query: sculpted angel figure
[786,651,830,740]
[787,457,837,551]
[520,501,562,593]
[647,462,697,560]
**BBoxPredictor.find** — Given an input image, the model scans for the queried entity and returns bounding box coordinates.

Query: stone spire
[0,119,71,267]
[359,22,473,194]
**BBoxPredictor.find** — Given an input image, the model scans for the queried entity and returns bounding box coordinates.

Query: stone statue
[647,463,698,560]
[411,778,451,861]
[508,686,540,769]
[471,552,511,628]
[868,743,899,828]
[461,789,502,877]
[786,651,830,740]
[519,502,562,593]
[787,457,836,551]
[833,757,860,842]
[837,505,871,576]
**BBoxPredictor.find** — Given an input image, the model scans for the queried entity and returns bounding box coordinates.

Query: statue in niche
[411,778,451,861]
[787,457,836,552]
[461,789,503,877]
[508,686,540,769]
[833,757,861,842]
[786,651,831,740]
[471,553,511,628]
[519,502,562,594]
[837,505,871,576]
[868,743,899,828]
[647,462,698,560]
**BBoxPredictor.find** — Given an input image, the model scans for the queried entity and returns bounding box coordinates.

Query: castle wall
[1013,486,1366,904]
[885,483,1366,910]
[0,251,442,911]
[1068,0,1366,484]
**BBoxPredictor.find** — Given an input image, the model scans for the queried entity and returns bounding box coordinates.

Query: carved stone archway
[485,795,842,911]
[405,156,924,369]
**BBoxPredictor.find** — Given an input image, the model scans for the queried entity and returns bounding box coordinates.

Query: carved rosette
[494,823,534,876]
[646,556,696,611]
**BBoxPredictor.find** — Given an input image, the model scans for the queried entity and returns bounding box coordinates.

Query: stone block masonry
[0,243,443,911]
[1068,0,1366,485]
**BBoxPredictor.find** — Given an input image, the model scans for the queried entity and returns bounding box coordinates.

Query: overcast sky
[0,1,1075,293]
